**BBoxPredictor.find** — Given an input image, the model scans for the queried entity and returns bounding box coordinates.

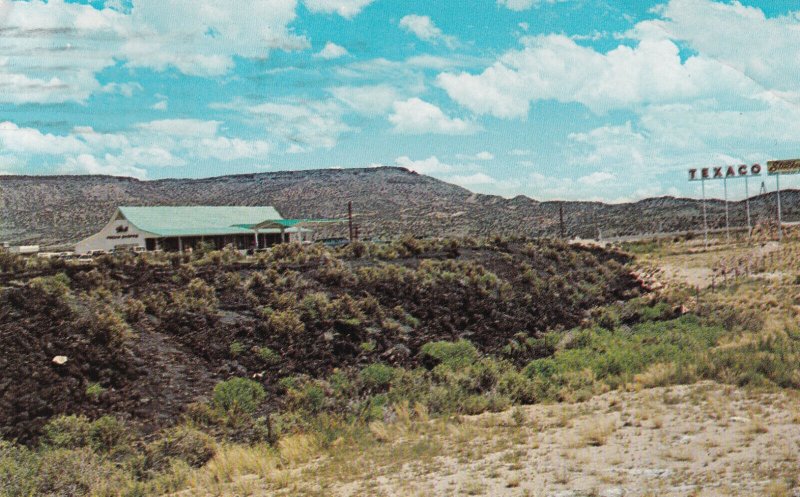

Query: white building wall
[75,215,151,254]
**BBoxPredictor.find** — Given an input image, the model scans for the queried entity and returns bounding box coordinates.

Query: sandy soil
[299,382,800,497]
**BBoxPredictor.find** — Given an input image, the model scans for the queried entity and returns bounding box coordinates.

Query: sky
[2,0,800,203]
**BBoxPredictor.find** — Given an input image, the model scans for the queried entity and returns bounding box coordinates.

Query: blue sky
[2,0,800,202]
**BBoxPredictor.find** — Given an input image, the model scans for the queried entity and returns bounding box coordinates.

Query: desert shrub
[0,250,25,273]
[257,346,281,365]
[172,278,218,314]
[30,272,71,296]
[41,415,130,455]
[523,316,723,396]
[36,447,124,496]
[359,364,396,392]
[85,303,132,347]
[700,333,800,389]
[212,378,266,415]
[123,297,146,322]
[496,370,538,404]
[88,416,130,455]
[301,292,331,321]
[420,340,479,370]
[41,415,92,450]
[268,309,305,335]
[286,381,327,414]
[229,341,244,357]
[145,426,216,472]
[85,383,105,401]
[0,441,38,497]
[72,268,118,293]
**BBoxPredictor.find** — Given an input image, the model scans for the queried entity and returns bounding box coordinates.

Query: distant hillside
[0,167,796,247]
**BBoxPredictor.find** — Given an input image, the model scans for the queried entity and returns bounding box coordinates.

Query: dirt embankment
[0,241,643,443]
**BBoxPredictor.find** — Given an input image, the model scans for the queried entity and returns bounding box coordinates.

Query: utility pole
[348,201,354,242]
[559,204,565,239]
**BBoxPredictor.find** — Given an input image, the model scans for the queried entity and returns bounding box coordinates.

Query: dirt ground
[232,382,798,497]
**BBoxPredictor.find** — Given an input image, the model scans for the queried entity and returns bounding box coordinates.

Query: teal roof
[119,206,286,237]
[234,219,348,229]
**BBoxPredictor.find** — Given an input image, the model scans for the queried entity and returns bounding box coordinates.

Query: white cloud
[497,0,566,11]
[0,0,310,103]
[3,117,273,179]
[303,0,375,18]
[60,153,148,179]
[0,121,88,155]
[193,137,271,161]
[448,172,496,186]
[457,151,494,161]
[0,0,125,103]
[578,171,615,185]
[568,122,647,168]
[151,100,168,111]
[375,155,503,192]
[122,0,308,76]
[101,82,143,97]
[389,98,479,135]
[399,15,457,48]
[136,119,221,137]
[315,42,349,59]
[438,34,759,117]
[229,99,353,151]
[650,0,800,93]
[509,149,531,156]
[394,155,455,175]
[329,84,399,115]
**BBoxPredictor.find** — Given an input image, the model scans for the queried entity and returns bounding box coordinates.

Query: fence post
[695,286,701,313]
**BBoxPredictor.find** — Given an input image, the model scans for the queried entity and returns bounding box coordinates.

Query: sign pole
[702,177,708,248]
[777,173,783,242]
[745,174,751,240]
[724,176,730,243]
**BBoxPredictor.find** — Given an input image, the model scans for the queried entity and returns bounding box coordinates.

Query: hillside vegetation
[5,234,800,496]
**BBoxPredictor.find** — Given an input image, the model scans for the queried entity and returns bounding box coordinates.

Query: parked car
[318,237,350,248]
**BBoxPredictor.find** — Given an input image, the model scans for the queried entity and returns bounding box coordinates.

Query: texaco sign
[688,164,762,181]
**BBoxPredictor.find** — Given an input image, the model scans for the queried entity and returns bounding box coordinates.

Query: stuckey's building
[76,206,334,254]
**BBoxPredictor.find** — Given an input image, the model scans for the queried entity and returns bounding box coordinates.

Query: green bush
[41,415,92,450]
[268,309,305,335]
[257,346,281,365]
[41,415,130,456]
[359,363,396,392]
[229,341,245,357]
[123,298,146,322]
[0,441,38,497]
[86,383,105,400]
[36,447,123,496]
[287,382,327,414]
[89,416,130,455]
[145,426,216,471]
[0,250,25,273]
[420,340,479,370]
[172,278,218,314]
[212,377,266,414]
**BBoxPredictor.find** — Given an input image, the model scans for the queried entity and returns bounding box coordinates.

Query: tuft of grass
[576,418,616,447]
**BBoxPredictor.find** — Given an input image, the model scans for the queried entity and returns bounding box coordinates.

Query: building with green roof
[75,206,341,254]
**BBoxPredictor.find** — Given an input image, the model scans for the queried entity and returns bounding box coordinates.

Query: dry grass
[575,417,617,447]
